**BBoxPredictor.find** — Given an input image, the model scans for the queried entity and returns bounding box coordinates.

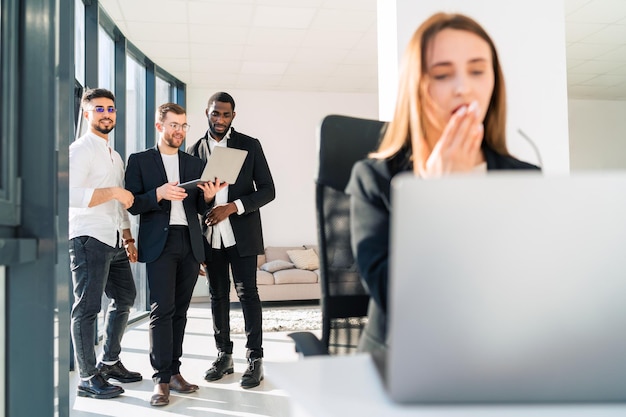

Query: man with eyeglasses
[124,102,226,406]
[187,91,275,389]
[69,88,142,399]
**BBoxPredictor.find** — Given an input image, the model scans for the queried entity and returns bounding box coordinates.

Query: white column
[377,0,570,173]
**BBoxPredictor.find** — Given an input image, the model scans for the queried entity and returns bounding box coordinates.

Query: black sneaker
[240,358,263,389]
[77,374,124,399]
[204,352,234,381]
[97,361,142,383]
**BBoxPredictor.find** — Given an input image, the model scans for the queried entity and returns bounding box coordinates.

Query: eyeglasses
[166,123,191,132]
[87,106,117,113]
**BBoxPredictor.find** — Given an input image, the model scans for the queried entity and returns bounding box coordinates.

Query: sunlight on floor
[69,302,321,417]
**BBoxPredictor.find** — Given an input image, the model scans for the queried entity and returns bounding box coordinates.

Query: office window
[0,0,4,188]
[98,25,114,90]
[98,25,115,147]
[155,76,172,106]
[0,266,5,414]
[126,54,146,154]
[74,0,85,87]
[0,0,5,405]
[125,54,147,316]
[155,76,172,143]
[0,0,18,225]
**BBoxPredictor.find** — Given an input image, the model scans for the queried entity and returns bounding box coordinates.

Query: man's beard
[93,120,115,135]
[164,132,184,149]
[209,121,230,139]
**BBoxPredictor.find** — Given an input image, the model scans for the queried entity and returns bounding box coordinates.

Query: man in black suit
[125,102,226,406]
[187,92,275,389]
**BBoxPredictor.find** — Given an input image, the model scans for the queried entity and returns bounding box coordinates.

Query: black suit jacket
[125,146,208,264]
[187,128,275,259]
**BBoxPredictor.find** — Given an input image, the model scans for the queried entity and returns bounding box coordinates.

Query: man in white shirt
[69,88,142,400]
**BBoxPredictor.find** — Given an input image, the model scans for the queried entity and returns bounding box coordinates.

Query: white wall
[185,89,379,246]
[568,99,626,170]
[378,0,570,173]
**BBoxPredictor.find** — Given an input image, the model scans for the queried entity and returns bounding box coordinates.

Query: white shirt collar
[208,128,231,152]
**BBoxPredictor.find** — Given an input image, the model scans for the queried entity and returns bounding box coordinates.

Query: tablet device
[179,146,248,189]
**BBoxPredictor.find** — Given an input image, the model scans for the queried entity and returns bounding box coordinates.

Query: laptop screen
[386,172,626,403]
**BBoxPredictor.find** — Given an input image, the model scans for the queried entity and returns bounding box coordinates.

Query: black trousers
[146,226,200,384]
[206,245,263,359]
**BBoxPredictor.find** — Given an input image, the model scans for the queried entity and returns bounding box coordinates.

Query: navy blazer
[187,128,275,259]
[125,146,208,264]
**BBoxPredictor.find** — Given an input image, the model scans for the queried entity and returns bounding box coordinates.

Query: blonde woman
[347,12,540,355]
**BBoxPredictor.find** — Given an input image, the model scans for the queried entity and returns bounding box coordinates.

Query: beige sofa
[192,245,321,302]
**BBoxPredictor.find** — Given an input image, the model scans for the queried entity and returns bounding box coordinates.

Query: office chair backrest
[315,114,385,353]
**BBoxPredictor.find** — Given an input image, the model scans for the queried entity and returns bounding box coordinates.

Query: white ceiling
[99,0,626,100]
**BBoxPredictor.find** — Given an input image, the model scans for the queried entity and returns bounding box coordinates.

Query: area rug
[230,306,322,333]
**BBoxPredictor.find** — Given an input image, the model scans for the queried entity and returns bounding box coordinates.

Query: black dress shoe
[169,373,199,393]
[240,358,264,389]
[150,383,169,407]
[77,374,124,399]
[97,361,142,383]
[204,352,234,381]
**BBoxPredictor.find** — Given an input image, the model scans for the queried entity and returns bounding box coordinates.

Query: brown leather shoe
[169,373,199,393]
[150,383,169,406]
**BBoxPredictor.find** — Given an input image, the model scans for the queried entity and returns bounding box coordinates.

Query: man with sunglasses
[69,88,142,400]
[125,102,226,406]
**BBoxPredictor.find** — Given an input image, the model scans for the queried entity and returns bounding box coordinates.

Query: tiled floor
[70,302,321,417]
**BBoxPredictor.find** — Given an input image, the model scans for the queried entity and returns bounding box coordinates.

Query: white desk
[268,354,626,417]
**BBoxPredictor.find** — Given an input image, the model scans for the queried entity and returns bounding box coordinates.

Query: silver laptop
[179,146,248,189]
[386,172,626,403]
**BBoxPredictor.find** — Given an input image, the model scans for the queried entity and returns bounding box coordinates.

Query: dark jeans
[146,226,199,384]
[206,245,263,359]
[70,236,137,379]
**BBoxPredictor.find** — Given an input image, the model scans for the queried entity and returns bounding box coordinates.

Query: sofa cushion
[274,268,318,284]
[264,246,305,263]
[304,244,319,254]
[260,260,295,273]
[287,248,320,271]
[256,270,274,285]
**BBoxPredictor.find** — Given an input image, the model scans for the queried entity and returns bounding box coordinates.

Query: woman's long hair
[371,13,509,172]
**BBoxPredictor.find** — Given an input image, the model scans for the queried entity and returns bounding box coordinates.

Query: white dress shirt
[207,130,244,249]
[69,132,130,248]
[160,152,188,226]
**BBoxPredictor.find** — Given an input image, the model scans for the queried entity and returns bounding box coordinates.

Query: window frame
[0,0,19,226]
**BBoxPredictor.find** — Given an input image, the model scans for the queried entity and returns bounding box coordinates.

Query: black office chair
[290,114,385,355]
